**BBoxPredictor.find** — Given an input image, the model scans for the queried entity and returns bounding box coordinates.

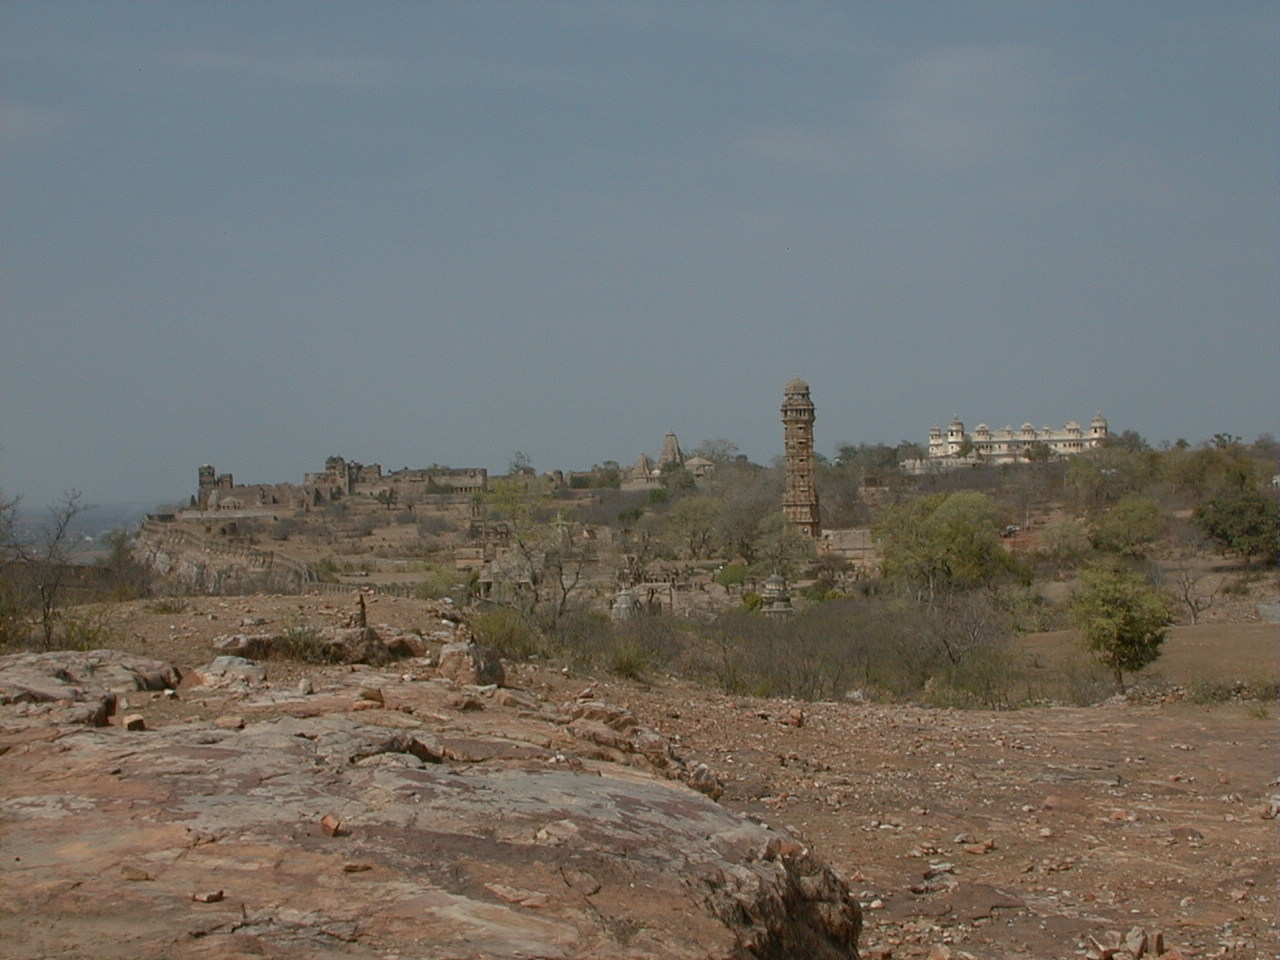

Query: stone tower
[781,378,821,538]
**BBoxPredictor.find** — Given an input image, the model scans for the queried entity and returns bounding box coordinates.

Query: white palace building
[904,413,1109,473]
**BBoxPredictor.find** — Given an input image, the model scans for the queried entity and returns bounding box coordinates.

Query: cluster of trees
[472,431,1275,701]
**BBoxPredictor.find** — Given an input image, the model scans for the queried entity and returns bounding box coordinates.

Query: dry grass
[1014,622,1278,700]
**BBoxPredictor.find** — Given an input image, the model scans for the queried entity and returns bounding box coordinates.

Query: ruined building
[194,456,487,511]
[781,378,821,538]
[303,456,487,497]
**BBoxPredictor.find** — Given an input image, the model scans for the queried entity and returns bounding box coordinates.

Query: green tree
[1166,441,1260,505]
[1195,487,1279,564]
[1069,561,1171,693]
[873,491,1013,601]
[1089,496,1165,557]
[833,442,906,484]
[1066,447,1160,513]
[1023,441,1053,462]
[658,461,696,496]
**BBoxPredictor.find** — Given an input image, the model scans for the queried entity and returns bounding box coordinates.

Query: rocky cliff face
[0,650,861,959]
[134,522,314,594]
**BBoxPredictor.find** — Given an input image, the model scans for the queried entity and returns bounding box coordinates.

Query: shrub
[715,563,748,589]
[414,563,464,601]
[277,618,344,664]
[999,587,1062,632]
[145,597,189,615]
[473,607,545,659]
[923,646,1024,710]
[605,640,651,681]
[416,514,456,537]
[58,607,123,652]
[311,557,339,583]
[1186,677,1280,704]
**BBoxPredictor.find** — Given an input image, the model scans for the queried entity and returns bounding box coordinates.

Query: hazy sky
[2,2,1277,508]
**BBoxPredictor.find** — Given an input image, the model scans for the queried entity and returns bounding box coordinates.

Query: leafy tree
[1023,441,1054,463]
[1066,446,1161,512]
[833,442,907,484]
[873,491,1013,601]
[508,451,535,476]
[1069,560,1171,693]
[658,461,696,496]
[1112,430,1150,452]
[594,461,622,488]
[1166,442,1261,505]
[1089,495,1165,557]
[1195,487,1279,564]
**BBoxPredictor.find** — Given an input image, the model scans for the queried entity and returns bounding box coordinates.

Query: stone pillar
[781,378,821,538]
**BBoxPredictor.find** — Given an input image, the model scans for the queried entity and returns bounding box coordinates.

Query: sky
[2,2,1277,509]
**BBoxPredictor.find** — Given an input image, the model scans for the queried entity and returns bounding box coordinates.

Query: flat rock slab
[1,711,859,959]
[0,649,183,731]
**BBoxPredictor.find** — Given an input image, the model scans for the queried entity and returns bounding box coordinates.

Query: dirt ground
[35,594,1280,958]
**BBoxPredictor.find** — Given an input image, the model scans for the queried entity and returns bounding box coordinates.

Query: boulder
[194,655,267,687]
[381,629,428,659]
[438,641,505,687]
[211,632,282,658]
[327,626,392,665]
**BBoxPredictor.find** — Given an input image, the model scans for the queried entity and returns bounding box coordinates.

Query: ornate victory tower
[781,378,821,538]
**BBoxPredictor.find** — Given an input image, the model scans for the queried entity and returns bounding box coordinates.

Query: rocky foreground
[0,641,859,960]
[1,595,1276,959]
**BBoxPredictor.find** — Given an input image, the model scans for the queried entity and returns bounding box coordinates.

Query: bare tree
[1166,564,1217,625]
[482,479,596,632]
[0,491,24,644]
[2,491,94,648]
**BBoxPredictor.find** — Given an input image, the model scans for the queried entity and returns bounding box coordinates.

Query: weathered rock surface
[0,649,181,729]
[0,651,860,959]
[192,654,268,688]
[212,623,438,666]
